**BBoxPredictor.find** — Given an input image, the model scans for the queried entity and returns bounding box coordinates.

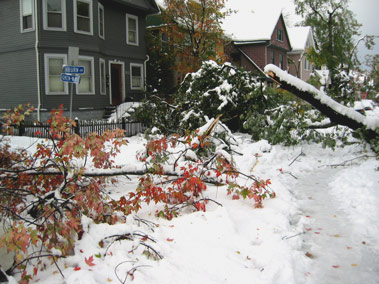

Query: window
[74,0,93,35]
[304,58,311,71]
[44,54,68,94]
[126,14,138,45]
[130,63,143,90]
[270,50,275,64]
[99,58,106,95]
[43,0,66,31]
[98,3,105,39]
[77,56,95,94]
[20,0,34,32]
[276,29,284,42]
[279,53,283,69]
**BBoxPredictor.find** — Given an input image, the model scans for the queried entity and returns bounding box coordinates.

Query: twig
[288,149,305,166]
[8,253,64,276]
[282,232,304,240]
[321,155,375,168]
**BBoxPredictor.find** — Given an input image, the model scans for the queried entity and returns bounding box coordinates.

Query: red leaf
[33,267,38,276]
[85,256,96,267]
[74,267,81,271]
[332,265,340,269]
[166,238,174,242]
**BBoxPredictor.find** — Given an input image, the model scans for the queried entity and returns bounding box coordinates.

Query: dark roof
[110,0,159,15]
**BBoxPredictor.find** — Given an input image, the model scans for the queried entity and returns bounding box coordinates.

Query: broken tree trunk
[264,64,378,141]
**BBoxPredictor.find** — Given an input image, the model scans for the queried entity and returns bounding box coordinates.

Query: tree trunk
[265,66,378,141]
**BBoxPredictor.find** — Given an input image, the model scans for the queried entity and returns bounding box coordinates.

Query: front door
[109,62,125,105]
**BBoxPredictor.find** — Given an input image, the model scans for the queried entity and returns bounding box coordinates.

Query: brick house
[0,0,159,120]
[224,11,292,75]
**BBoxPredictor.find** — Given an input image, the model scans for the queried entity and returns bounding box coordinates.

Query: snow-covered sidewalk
[285,151,379,284]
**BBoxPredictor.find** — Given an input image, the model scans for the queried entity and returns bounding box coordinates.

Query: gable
[270,14,291,51]
[288,26,314,52]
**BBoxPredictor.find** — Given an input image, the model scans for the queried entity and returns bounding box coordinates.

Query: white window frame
[98,3,105,39]
[99,58,106,95]
[76,56,95,95]
[130,63,144,90]
[304,57,311,71]
[44,53,68,95]
[43,0,67,31]
[279,53,284,69]
[126,13,139,46]
[20,0,35,32]
[74,0,93,35]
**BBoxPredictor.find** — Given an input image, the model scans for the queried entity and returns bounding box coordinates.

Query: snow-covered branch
[264,64,378,140]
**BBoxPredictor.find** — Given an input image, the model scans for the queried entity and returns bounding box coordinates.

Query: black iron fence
[7,117,145,138]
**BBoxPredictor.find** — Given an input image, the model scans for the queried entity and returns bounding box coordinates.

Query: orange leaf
[166,238,174,242]
[85,256,96,267]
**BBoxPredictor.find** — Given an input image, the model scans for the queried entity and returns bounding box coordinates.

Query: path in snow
[291,167,379,284]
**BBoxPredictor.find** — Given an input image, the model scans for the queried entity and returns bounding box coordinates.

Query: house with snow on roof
[223,7,291,75]
[287,26,315,82]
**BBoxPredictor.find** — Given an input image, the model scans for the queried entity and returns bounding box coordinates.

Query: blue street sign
[61,73,81,84]
[63,65,85,74]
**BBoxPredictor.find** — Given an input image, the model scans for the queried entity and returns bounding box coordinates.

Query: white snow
[3,133,379,284]
[264,64,379,130]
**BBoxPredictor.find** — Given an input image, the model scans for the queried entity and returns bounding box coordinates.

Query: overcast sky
[224,0,379,69]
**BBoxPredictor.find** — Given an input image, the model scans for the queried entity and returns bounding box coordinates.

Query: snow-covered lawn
[4,135,379,284]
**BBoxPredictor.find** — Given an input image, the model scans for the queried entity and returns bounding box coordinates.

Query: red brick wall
[239,45,267,71]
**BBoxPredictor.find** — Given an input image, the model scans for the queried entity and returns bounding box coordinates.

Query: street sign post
[63,66,85,74]
[61,73,81,84]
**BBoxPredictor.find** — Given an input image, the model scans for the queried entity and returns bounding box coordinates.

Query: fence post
[74,118,80,136]
[122,117,126,134]
[19,120,25,136]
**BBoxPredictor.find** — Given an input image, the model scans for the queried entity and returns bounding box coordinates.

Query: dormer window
[20,0,35,32]
[74,0,93,35]
[43,0,66,31]
[276,29,284,42]
[126,14,139,45]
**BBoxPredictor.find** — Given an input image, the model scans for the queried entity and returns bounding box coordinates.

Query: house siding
[0,0,38,110]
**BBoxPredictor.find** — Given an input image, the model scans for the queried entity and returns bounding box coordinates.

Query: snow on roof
[287,26,311,51]
[223,5,283,41]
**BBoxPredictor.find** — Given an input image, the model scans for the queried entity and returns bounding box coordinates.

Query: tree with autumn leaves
[161,0,230,74]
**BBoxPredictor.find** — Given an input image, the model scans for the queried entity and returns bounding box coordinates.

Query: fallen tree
[264,64,379,144]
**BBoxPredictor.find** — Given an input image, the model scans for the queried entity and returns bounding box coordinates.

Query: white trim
[126,13,139,46]
[74,0,93,35]
[44,53,68,95]
[98,2,105,39]
[99,58,106,95]
[76,55,95,95]
[42,0,67,31]
[109,61,125,105]
[20,0,35,33]
[130,63,144,90]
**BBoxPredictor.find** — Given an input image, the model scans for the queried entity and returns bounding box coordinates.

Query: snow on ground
[3,135,379,283]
